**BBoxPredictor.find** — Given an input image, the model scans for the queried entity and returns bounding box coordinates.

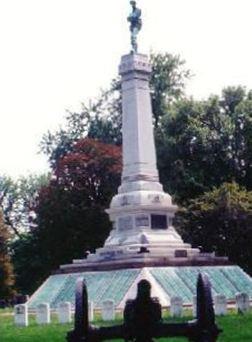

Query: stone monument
[36,303,50,325]
[236,293,250,313]
[170,296,183,318]
[214,294,227,316]
[27,1,252,311]
[101,300,115,321]
[59,1,227,272]
[57,302,72,324]
[14,304,28,327]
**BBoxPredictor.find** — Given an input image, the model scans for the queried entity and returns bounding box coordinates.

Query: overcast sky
[1,0,252,177]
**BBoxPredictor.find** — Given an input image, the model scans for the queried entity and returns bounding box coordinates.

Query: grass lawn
[1,309,252,341]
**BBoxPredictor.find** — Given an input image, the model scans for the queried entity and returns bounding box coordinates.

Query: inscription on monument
[148,194,164,204]
[151,215,167,230]
[118,216,133,231]
[175,250,188,258]
[100,250,124,261]
[135,215,149,227]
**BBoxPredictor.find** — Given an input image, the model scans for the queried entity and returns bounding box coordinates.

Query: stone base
[58,251,230,274]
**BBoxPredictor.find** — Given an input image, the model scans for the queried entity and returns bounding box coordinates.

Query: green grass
[1,309,252,341]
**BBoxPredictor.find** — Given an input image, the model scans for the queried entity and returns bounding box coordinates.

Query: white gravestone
[192,295,197,317]
[88,301,94,322]
[101,300,115,321]
[14,304,28,327]
[36,303,50,325]
[170,296,183,318]
[236,293,250,313]
[214,294,227,316]
[57,302,72,324]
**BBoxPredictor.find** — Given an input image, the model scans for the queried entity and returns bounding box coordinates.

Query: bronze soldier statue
[128,1,142,53]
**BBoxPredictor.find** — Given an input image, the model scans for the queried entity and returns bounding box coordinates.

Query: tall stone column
[119,53,159,190]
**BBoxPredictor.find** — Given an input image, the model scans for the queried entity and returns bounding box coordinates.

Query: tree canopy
[0,210,15,299]
[0,174,50,237]
[156,86,252,204]
[176,182,252,273]
[12,139,121,293]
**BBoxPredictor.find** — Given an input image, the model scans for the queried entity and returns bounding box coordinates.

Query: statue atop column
[128,0,142,53]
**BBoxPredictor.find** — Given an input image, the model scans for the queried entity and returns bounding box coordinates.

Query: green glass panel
[29,269,139,309]
[28,274,69,309]
[150,268,193,302]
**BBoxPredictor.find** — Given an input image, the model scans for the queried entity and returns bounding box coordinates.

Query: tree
[156,87,252,204]
[233,96,252,189]
[221,86,246,115]
[0,174,50,237]
[150,53,191,128]
[12,139,122,293]
[0,176,20,237]
[0,210,15,299]
[11,234,40,294]
[176,182,252,274]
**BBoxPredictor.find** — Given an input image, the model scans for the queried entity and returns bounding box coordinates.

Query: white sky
[1,0,252,177]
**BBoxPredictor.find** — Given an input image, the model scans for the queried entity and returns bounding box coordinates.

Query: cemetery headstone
[36,303,50,324]
[236,293,250,313]
[214,294,227,316]
[58,302,72,324]
[89,301,94,322]
[14,304,28,327]
[170,296,183,318]
[101,300,115,321]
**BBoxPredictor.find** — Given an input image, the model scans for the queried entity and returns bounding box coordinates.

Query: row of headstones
[15,293,251,327]
[14,300,115,327]
[171,293,251,317]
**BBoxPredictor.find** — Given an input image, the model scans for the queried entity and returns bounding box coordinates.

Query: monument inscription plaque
[118,216,133,231]
[151,215,167,230]
[135,215,149,227]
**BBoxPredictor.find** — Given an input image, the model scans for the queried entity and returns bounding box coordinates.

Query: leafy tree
[233,97,252,189]
[176,182,252,274]
[0,210,15,299]
[11,234,40,294]
[221,86,246,115]
[157,86,252,204]
[0,174,50,237]
[12,139,122,293]
[150,53,191,128]
[0,176,20,237]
